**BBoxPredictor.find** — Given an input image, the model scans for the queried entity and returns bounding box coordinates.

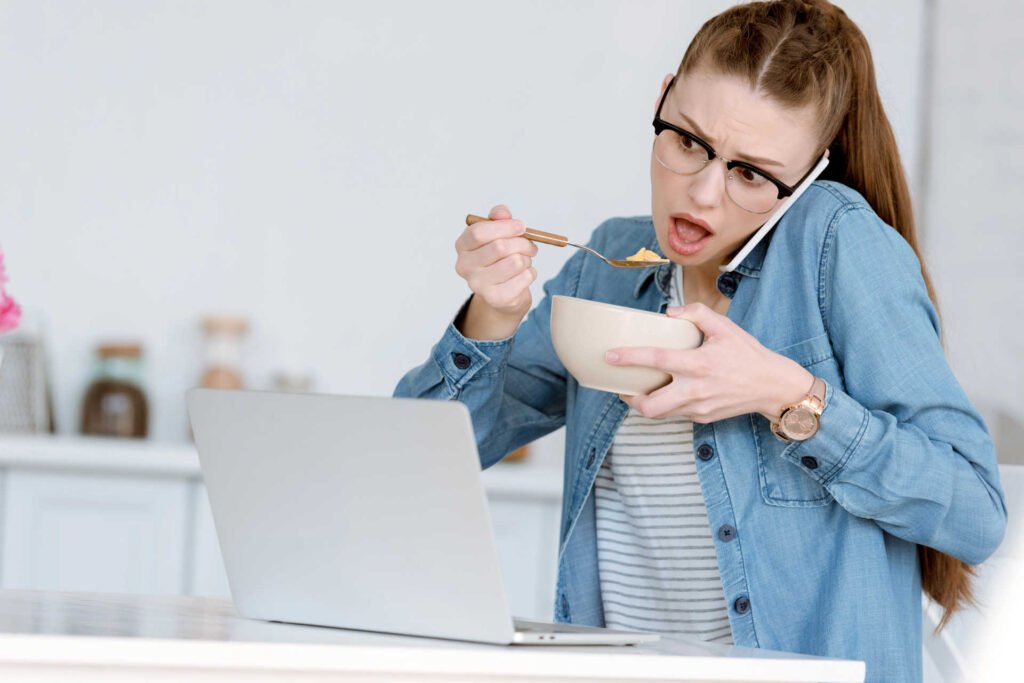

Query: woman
[395,1,1006,680]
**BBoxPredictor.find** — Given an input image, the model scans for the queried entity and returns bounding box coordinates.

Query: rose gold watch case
[780,407,819,440]
[770,378,826,442]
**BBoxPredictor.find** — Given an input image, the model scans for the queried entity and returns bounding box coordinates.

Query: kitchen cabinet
[1,470,189,594]
[0,435,562,620]
[189,481,232,599]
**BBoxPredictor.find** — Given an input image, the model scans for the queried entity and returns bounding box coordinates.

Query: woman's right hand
[454,204,539,320]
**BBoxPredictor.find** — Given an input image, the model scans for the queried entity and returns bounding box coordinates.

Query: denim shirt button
[717,525,737,542]
[734,595,751,614]
[800,455,820,470]
[451,352,472,370]
[696,444,715,461]
[717,273,739,298]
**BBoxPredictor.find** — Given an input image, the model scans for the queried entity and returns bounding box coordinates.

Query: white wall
[1,0,927,441]
[924,0,1024,462]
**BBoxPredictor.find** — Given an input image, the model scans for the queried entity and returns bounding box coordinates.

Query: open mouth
[667,215,713,256]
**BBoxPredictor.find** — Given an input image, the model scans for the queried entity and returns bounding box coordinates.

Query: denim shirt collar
[632,228,770,299]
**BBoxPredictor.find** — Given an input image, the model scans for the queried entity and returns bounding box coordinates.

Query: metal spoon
[464,214,669,269]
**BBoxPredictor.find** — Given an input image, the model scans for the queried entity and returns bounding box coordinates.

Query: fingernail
[605,351,619,363]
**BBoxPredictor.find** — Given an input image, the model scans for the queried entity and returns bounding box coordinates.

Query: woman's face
[650,67,822,269]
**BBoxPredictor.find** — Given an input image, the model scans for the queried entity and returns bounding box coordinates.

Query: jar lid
[96,342,143,358]
[202,315,249,335]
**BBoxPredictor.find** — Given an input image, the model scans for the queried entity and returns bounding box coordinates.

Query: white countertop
[0,590,864,682]
[0,434,563,499]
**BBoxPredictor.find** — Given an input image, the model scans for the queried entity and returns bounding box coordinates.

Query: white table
[0,590,864,682]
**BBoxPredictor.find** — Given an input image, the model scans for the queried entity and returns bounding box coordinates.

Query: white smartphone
[719,154,830,273]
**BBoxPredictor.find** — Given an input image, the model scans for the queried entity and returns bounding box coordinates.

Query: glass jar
[271,372,313,393]
[505,444,529,462]
[200,315,248,389]
[80,342,149,438]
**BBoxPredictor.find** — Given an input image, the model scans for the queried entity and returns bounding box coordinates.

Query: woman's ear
[654,73,674,115]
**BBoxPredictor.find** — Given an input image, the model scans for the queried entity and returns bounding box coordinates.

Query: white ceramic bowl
[550,295,704,395]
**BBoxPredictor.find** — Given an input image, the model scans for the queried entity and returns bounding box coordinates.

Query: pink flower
[0,245,21,334]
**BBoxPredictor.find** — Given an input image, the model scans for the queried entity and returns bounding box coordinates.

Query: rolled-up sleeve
[394,244,587,469]
[781,205,1007,565]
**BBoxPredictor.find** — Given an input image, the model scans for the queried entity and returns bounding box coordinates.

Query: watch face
[781,407,818,439]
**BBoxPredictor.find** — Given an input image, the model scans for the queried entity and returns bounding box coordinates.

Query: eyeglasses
[652,76,820,214]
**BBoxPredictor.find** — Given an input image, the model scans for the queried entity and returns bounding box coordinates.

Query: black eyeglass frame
[652,76,819,202]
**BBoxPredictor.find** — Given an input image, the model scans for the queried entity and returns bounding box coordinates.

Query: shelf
[0,434,563,499]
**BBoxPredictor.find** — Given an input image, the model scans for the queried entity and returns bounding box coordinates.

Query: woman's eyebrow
[678,111,784,169]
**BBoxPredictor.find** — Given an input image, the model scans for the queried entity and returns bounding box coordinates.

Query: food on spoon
[625,247,665,262]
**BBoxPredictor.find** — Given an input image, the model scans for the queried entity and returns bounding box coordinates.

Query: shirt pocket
[752,333,837,508]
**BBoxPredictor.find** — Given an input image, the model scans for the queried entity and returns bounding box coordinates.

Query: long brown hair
[678,0,970,630]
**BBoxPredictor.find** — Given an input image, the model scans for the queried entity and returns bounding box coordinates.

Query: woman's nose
[687,159,728,210]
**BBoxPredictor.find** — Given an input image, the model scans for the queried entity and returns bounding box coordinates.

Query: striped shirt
[594,263,733,644]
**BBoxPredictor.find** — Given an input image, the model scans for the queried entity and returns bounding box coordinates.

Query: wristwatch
[770,377,827,443]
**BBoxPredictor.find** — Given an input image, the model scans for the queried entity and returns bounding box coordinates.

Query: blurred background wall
[922,0,1024,464]
[0,0,941,444]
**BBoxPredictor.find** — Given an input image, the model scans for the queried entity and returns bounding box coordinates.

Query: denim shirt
[394,181,1007,682]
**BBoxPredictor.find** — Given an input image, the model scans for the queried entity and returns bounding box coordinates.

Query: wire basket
[0,332,53,433]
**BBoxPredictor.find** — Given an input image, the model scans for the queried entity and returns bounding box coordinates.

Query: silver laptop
[186,388,658,646]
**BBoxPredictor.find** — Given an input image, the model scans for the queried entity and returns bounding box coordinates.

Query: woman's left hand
[606,303,814,423]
